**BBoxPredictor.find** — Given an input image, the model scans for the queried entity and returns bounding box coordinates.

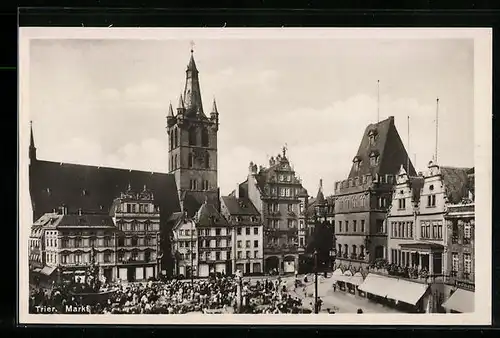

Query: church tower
[166,48,220,216]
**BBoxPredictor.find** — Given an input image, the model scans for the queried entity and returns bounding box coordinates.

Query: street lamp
[314,249,319,314]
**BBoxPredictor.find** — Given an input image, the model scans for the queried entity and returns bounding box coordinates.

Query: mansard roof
[29,160,181,222]
[221,196,260,216]
[348,116,416,179]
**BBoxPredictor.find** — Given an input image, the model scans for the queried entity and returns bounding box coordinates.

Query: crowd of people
[29,274,311,314]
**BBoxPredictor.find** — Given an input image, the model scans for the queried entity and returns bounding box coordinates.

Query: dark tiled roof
[29,160,181,222]
[348,116,416,179]
[220,196,260,216]
[180,191,220,218]
[194,202,229,227]
[55,214,116,228]
[440,166,472,204]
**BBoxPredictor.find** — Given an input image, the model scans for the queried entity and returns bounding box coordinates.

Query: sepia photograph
[18,27,491,325]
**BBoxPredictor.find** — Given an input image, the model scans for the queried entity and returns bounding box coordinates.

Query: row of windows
[337,219,366,233]
[390,221,414,239]
[177,240,196,248]
[390,249,415,267]
[236,250,259,259]
[267,203,304,213]
[267,219,298,229]
[56,251,156,265]
[451,252,472,274]
[116,222,160,232]
[199,251,228,261]
[200,239,228,248]
[336,174,397,191]
[236,227,259,235]
[169,153,211,172]
[451,221,472,239]
[420,220,443,240]
[266,237,297,246]
[117,203,156,214]
[57,236,158,248]
[189,179,210,191]
[169,127,210,150]
[237,240,259,249]
[337,244,366,257]
[177,228,230,237]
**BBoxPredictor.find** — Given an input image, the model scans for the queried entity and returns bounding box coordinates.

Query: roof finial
[282,143,288,157]
[190,40,195,54]
[127,182,131,191]
[143,184,147,191]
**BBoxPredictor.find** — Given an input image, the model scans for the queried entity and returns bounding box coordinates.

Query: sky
[28,36,474,196]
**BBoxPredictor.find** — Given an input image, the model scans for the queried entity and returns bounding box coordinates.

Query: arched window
[170,132,174,150]
[205,153,210,169]
[338,244,342,255]
[188,127,197,146]
[175,127,179,147]
[188,153,194,168]
[344,244,348,256]
[174,154,178,169]
[201,128,209,147]
[352,245,357,256]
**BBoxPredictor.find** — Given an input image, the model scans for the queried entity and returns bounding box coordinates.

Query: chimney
[235,183,240,199]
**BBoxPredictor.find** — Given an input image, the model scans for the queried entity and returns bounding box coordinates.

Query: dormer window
[369,151,380,167]
[353,156,362,171]
[368,129,378,146]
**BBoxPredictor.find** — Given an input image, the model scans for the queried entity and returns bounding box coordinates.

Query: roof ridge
[36,160,172,176]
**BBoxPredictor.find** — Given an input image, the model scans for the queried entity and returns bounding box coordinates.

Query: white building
[171,214,198,278]
[220,195,264,275]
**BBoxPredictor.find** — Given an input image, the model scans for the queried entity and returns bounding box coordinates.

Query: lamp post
[314,249,319,314]
[190,220,194,286]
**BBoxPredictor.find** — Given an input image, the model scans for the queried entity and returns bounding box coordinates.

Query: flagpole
[377,80,380,123]
[435,97,439,163]
[407,116,410,173]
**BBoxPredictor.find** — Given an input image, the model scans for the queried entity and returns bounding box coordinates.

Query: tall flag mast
[377,80,380,123]
[435,97,440,163]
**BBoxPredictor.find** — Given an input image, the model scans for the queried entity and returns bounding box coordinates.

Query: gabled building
[233,147,308,275]
[333,116,416,271]
[170,211,198,278]
[109,184,162,282]
[194,200,231,276]
[220,195,264,275]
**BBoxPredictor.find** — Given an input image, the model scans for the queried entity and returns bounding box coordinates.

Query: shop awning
[40,266,56,276]
[442,288,474,313]
[32,268,42,273]
[349,272,364,286]
[358,273,389,297]
[386,278,429,305]
[331,268,344,282]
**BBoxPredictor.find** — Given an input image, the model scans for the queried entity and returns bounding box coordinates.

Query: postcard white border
[18,27,492,326]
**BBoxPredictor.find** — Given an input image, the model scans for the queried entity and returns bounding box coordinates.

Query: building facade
[334,116,416,271]
[171,214,198,278]
[110,185,161,282]
[220,195,264,276]
[194,201,231,277]
[234,147,308,274]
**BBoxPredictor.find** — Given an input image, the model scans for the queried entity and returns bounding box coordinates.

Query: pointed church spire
[183,47,204,116]
[168,102,174,117]
[211,97,218,114]
[177,93,185,109]
[316,178,325,204]
[29,120,37,162]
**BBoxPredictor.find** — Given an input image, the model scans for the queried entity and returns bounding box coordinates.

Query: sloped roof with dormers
[348,116,416,179]
[29,160,181,224]
[194,200,229,227]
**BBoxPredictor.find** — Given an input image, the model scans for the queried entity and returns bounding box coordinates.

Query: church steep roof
[348,116,416,179]
[29,160,181,223]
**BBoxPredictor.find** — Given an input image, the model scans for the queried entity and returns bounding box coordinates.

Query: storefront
[358,273,430,313]
[441,288,474,313]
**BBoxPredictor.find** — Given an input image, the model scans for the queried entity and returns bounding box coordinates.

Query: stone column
[418,253,422,270]
[429,253,434,274]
